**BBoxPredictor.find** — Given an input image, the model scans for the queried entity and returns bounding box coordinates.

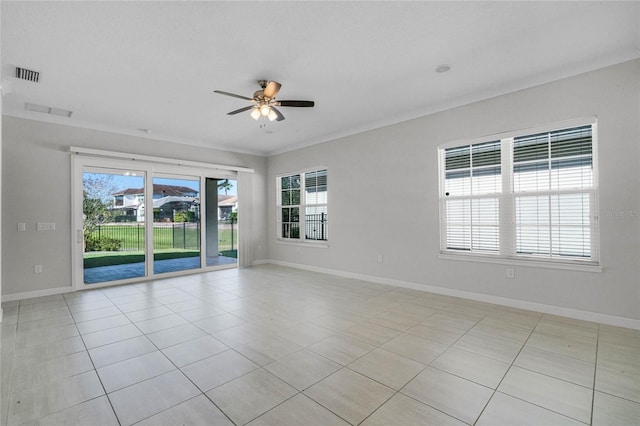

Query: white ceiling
[2,1,639,156]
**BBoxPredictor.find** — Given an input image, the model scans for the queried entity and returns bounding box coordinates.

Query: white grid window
[443,141,501,253]
[439,122,598,266]
[513,126,594,259]
[277,169,327,242]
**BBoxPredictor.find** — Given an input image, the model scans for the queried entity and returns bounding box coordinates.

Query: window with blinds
[304,170,328,241]
[513,125,593,259]
[277,168,328,242]
[439,121,598,266]
[443,141,501,252]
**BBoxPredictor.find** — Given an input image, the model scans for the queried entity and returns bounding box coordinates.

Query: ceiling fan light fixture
[215,80,315,123]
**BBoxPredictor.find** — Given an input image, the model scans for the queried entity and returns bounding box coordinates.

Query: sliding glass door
[73,156,239,289]
[82,168,147,284]
[205,178,238,267]
[152,175,201,274]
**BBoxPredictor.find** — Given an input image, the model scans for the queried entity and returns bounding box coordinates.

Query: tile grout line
[590,323,600,426]
[471,311,543,426]
[220,288,418,425]
[63,291,123,426]
[189,282,360,425]
[2,302,20,426]
[90,285,229,424]
[102,286,229,426]
[109,282,253,426]
[474,314,602,425]
[11,294,125,425]
[342,300,479,425]
[356,302,493,426]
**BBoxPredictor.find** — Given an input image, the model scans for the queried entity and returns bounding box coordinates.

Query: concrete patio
[84,255,237,284]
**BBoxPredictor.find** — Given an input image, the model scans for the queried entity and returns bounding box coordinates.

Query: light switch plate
[37,222,56,231]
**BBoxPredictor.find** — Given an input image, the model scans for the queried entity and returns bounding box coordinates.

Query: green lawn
[88,223,237,251]
[220,250,237,259]
[85,223,237,268]
[84,249,200,268]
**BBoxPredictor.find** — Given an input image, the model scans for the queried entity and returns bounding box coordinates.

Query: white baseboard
[265,259,640,330]
[1,286,73,303]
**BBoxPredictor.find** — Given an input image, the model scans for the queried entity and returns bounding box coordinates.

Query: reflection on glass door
[83,169,146,284]
[153,175,201,274]
[206,178,238,267]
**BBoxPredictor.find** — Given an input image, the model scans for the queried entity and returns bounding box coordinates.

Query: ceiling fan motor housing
[253,90,266,101]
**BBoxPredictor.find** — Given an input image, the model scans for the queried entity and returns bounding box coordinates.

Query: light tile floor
[1,265,639,425]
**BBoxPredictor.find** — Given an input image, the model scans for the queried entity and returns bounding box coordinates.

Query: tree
[218,179,233,195]
[83,174,117,240]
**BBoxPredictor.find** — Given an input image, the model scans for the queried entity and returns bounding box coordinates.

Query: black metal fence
[91,219,238,252]
[93,223,200,251]
[305,213,327,241]
[217,218,237,252]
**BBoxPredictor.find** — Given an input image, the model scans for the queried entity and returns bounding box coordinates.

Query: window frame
[276,167,328,245]
[438,117,601,271]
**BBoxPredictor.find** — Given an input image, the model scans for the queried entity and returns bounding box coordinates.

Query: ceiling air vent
[25,102,73,117]
[15,67,40,83]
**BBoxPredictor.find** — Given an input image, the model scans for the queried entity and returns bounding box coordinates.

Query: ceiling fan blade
[271,107,285,121]
[214,90,253,101]
[227,105,254,115]
[263,81,281,99]
[277,100,315,108]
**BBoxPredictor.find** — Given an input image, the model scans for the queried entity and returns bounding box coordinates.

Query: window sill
[438,253,603,273]
[276,239,329,249]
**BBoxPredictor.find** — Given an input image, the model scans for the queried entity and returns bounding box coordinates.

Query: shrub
[173,211,188,223]
[85,236,122,252]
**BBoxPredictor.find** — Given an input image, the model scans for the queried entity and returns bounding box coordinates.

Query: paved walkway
[84,256,236,284]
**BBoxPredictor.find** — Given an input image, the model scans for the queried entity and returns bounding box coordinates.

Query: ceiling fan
[214,80,314,122]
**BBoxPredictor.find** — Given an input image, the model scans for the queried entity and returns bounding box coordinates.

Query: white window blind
[304,169,328,241]
[443,141,501,253]
[513,125,594,259]
[439,121,598,266]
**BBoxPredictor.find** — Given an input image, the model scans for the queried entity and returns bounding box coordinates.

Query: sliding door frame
[71,154,240,291]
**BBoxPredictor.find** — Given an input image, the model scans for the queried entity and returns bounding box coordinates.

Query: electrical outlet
[377,255,384,263]
[17,223,26,231]
[34,265,43,274]
[506,268,515,279]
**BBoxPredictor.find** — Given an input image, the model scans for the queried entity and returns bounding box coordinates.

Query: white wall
[1,118,268,298]
[0,82,3,321]
[267,60,640,323]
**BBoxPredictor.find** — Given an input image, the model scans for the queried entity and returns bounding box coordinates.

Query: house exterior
[112,185,236,222]
[112,184,199,222]
[218,195,238,220]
